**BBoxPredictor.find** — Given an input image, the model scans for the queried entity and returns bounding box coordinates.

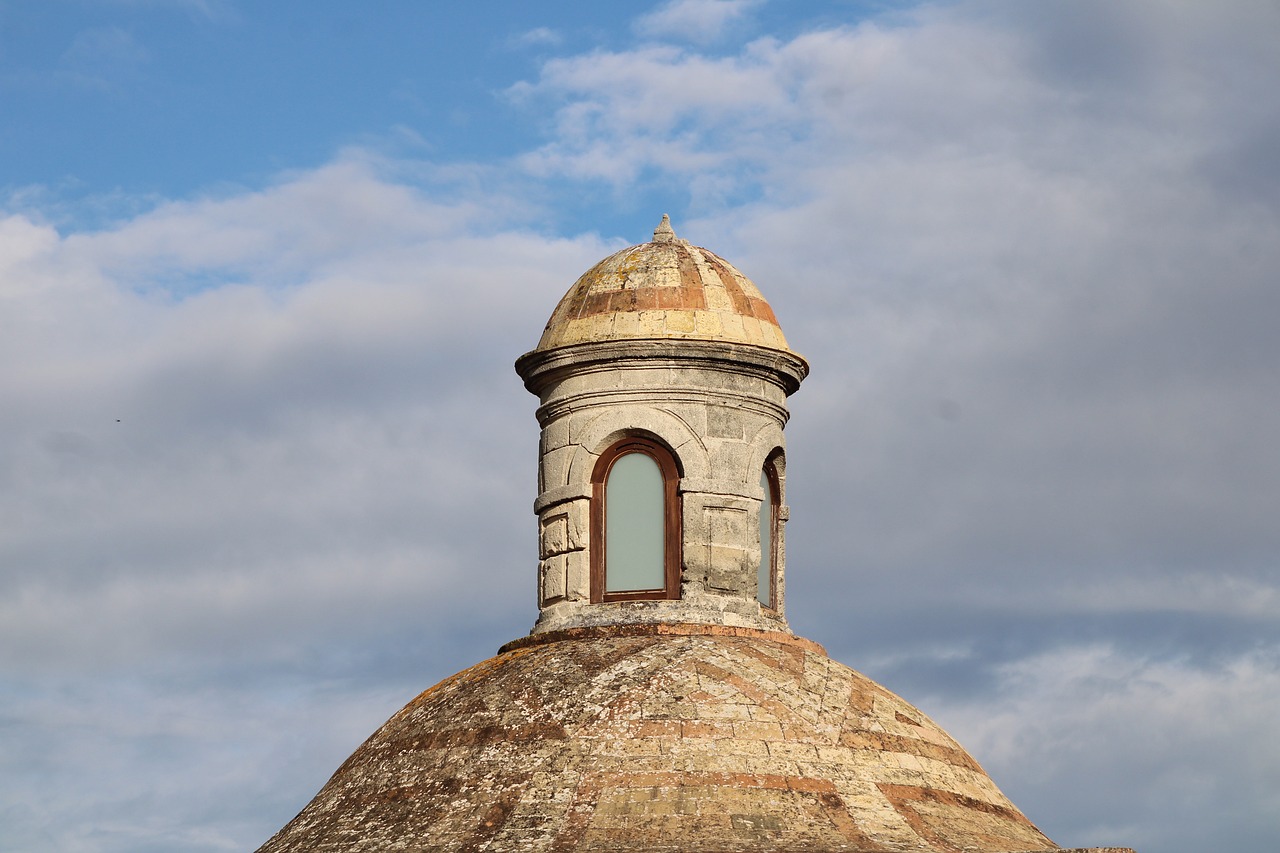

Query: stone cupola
[257,216,1135,853]
[515,215,809,635]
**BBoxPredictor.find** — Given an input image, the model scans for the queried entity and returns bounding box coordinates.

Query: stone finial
[653,213,677,244]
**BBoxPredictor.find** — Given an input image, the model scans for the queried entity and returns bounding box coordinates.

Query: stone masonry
[515,215,808,637]
[258,625,1087,853]
[256,217,1136,852]
[517,338,805,635]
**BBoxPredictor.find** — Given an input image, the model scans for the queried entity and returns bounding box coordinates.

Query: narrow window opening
[604,452,664,593]
[590,437,681,602]
[758,462,779,609]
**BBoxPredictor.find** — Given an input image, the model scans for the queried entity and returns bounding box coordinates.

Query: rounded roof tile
[535,215,794,354]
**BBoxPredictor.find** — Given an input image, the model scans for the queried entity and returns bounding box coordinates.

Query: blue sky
[3,0,905,235]
[3,1,1279,851]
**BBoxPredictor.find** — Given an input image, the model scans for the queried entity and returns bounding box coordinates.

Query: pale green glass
[605,452,665,592]
[758,469,774,606]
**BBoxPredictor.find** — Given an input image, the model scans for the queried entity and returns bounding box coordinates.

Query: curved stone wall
[516,340,808,633]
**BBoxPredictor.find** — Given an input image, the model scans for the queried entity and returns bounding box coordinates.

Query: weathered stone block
[718,311,746,341]
[540,512,569,558]
[710,440,751,478]
[541,418,571,452]
[709,501,751,544]
[540,445,577,490]
[663,310,695,333]
[612,311,643,338]
[694,310,723,337]
[541,555,566,603]
[565,549,590,601]
[701,280,733,312]
[706,547,749,594]
[706,405,745,439]
[563,499,588,551]
[637,310,666,336]
[680,477,753,499]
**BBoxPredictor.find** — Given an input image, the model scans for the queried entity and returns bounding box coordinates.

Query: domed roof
[257,625,1058,853]
[535,215,794,353]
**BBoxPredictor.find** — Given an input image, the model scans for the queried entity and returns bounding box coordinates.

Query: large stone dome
[257,625,1059,853]
[535,215,794,354]
[257,217,1133,853]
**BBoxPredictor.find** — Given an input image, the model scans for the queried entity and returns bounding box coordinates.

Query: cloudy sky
[2,1,1277,850]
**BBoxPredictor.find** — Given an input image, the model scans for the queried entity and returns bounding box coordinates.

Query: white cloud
[509,3,1280,612]
[0,157,612,679]
[634,0,765,42]
[5,2,1280,851]
[510,26,562,48]
[509,40,804,187]
[498,10,1280,850]
[0,156,609,848]
[933,644,1280,849]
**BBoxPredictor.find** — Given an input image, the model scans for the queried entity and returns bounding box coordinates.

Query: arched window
[758,459,780,609]
[590,437,681,602]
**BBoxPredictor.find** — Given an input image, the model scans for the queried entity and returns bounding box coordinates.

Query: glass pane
[605,452,665,592]
[758,469,774,606]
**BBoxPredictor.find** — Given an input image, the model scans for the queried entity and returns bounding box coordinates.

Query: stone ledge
[498,621,826,656]
[516,338,810,397]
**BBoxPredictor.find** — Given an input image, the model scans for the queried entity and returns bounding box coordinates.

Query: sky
[2,1,1278,850]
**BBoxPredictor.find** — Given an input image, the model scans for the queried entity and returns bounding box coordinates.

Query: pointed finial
[653,213,677,244]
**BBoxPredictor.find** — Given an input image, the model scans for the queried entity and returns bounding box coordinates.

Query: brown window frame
[590,436,682,603]
[759,456,781,610]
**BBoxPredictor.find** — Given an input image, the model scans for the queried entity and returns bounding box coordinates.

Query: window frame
[589,436,682,603]
[758,456,781,610]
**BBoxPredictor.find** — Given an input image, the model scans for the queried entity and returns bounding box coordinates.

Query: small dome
[536,215,793,353]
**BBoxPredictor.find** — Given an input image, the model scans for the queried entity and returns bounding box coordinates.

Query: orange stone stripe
[729,637,809,681]
[704,254,754,316]
[675,243,701,290]
[691,659,805,729]
[877,783,1048,853]
[839,731,983,773]
[571,285,707,319]
[748,295,779,325]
